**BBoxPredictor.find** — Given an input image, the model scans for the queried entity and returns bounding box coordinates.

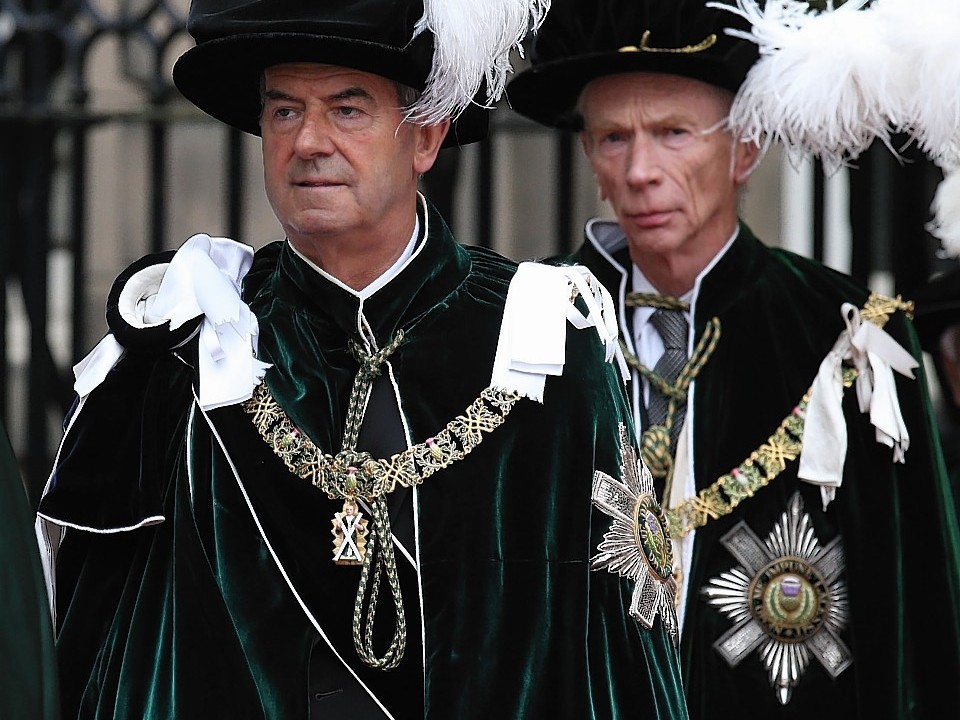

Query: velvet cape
[570,221,960,719]
[38,202,688,720]
[0,419,60,718]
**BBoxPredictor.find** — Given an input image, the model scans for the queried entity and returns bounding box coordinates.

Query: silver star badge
[592,424,679,642]
[702,491,851,705]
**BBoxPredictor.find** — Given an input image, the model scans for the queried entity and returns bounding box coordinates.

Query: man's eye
[274,107,296,120]
[338,106,361,118]
[601,131,626,144]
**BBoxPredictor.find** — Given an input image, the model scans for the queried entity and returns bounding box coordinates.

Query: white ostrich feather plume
[712,0,899,174]
[928,165,960,259]
[406,0,550,126]
[874,0,960,163]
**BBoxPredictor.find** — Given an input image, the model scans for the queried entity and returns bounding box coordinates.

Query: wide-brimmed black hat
[172,0,503,147]
[913,266,960,354]
[506,0,759,130]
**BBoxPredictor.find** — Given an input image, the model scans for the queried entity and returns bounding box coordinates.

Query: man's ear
[733,139,761,185]
[413,119,451,175]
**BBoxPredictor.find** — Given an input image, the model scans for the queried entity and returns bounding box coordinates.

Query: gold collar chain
[242,376,520,670]
[243,383,521,500]
[665,292,914,538]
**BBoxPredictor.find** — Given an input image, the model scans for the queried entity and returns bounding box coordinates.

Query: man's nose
[625,138,661,187]
[293,113,336,158]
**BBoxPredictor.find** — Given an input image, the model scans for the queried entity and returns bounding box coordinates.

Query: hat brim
[506,52,741,130]
[172,33,487,147]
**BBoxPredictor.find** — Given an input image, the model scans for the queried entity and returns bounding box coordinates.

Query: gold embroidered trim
[243,382,522,500]
[665,292,911,538]
[619,31,717,55]
[860,292,914,323]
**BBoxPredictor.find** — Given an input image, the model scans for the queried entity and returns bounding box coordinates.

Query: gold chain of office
[659,292,913,539]
[243,329,521,671]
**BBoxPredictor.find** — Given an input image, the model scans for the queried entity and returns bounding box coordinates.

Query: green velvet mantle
[0,419,59,718]
[39,203,687,719]
[572,222,960,719]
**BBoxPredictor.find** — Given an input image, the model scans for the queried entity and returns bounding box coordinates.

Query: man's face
[579,72,758,267]
[260,63,444,252]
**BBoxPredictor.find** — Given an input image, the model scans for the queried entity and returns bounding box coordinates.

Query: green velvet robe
[0,420,60,719]
[38,202,687,719]
[571,221,960,719]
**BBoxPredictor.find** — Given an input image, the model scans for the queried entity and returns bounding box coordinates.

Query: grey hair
[394,82,421,111]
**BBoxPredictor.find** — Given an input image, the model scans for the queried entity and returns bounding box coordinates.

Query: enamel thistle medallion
[591,424,679,642]
[702,492,851,705]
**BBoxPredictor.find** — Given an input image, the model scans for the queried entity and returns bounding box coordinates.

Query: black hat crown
[507,0,759,130]
[173,0,549,146]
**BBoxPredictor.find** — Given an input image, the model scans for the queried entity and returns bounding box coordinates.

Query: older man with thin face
[508,0,960,718]
[35,1,689,719]
[577,72,757,297]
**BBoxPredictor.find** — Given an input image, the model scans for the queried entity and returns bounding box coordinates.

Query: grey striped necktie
[646,308,689,446]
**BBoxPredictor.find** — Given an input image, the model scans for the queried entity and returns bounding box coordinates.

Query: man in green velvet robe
[0,419,59,718]
[913,265,960,490]
[507,0,960,718]
[34,1,688,718]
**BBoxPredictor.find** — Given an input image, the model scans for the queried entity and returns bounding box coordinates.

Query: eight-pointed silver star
[591,424,678,642]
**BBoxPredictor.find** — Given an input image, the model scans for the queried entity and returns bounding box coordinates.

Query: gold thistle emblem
[702,492,851,705]
[591,424,679,642]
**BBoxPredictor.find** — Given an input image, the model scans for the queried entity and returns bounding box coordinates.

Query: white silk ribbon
[798,302,918,509]
[490,262,628,403]
[72,233,271,410]
[73,335,125,399]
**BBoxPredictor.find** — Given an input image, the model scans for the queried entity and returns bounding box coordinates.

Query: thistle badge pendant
[591,424,679,642]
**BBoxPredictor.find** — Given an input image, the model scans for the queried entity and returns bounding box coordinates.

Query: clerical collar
[287,211,422,300]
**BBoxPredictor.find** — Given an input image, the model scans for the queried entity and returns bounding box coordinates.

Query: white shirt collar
[288,215,421,300]
[630,225,739,307]
[630,226,740,361]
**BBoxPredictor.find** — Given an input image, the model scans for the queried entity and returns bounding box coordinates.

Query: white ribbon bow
[490,262,628,403]
[73,233,271,410]
[798,302,918,509]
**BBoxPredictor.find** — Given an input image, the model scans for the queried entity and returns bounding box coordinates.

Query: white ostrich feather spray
[872,0,960,258]
[927,162,960,259]
[874,0,960,163]
[406,0,551,126]
[710,0,901,174]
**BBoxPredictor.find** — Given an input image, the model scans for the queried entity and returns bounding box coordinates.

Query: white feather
[874,0,960,163]
[711,0,900,174]
[928,166,960,259]
[406,0,551,126]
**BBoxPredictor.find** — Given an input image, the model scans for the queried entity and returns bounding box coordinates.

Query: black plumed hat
[173,0,550,147]
[506,0,758,130]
